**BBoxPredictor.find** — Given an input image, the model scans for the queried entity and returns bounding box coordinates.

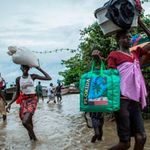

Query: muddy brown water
[0,94,150,150]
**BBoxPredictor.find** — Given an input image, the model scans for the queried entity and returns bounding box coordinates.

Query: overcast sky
[0,0,150,87]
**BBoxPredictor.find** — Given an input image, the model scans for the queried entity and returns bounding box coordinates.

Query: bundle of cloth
[7,46,39,67]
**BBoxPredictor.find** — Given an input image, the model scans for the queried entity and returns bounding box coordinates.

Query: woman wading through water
[7,65,51,141]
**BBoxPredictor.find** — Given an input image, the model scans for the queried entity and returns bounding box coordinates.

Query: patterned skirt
[19,95,37,120]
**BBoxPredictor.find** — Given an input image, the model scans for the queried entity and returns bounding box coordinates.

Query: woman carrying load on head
[6,65,51,141]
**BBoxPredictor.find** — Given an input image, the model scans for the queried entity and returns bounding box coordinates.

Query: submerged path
[0,94,150,150]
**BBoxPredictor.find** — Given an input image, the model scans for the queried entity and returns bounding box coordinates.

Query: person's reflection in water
[0,122,7,148]
[57,103,62,113]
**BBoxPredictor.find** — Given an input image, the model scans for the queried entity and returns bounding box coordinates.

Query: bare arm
[138,17,150,38]
[32,66,52,81]
[138,17,150,52]
[6,77,20,112]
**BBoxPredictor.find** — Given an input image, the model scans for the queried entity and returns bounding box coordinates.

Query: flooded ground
[0,94,150,150]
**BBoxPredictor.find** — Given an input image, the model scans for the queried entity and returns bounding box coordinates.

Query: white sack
[8,46,39,67]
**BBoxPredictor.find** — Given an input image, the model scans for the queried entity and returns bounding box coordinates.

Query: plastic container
[94,5,138,35]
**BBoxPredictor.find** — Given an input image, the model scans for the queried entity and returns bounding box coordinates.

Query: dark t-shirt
[56,85,62,94]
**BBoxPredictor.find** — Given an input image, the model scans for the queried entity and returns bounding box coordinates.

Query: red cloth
[16,93,36,104]
[19,94,37,120]
[16,92,23,104]
[107,47,147,69]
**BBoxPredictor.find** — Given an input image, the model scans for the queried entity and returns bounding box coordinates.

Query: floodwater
[0,94,150,150]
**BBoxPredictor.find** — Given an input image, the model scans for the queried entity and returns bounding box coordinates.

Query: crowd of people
[35,81,63,104]
[0,65,63,142]
[0,11,150,150]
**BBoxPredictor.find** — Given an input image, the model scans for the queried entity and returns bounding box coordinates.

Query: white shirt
[20,75,36,95]
[47,86,54,96]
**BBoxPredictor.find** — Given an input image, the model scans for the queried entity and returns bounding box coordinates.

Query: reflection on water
[0,94,150,150]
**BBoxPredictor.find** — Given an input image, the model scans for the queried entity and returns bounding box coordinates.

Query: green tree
[59,53,82,86]
[60,15,150,86]
[60,22,117,86]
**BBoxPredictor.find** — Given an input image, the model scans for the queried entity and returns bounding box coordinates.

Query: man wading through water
[6,65,51,141]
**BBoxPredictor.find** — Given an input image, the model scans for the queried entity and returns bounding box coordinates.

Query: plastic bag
[7,46,39,67]
[80,60,120,112]
[105,0,135,29]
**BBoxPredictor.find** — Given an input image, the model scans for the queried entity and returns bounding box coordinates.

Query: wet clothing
[20,75,36,95]
[107,47,148,108]
[107,47,147,142]
[19,94,37,120]
[0,98,6,116]
[117,61,147,109]
[115,98,145,142]
[18,75,37,120]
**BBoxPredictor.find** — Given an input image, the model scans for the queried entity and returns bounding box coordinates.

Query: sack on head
[7,46,39,67]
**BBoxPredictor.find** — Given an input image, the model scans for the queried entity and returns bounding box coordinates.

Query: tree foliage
[60,15,150,87]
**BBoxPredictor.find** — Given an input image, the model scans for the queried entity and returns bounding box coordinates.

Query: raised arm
[138,17,150,38]
[6,77,20,112]
[138,17,150,52]
[32,66,52,81]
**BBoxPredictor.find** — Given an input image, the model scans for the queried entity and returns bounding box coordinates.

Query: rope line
[32,48,79,54]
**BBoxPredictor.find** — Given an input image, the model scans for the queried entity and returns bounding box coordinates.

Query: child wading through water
[84,112,104,143]
[92,18,150,150]
[6,65,51,141]
[84,50,105,143]
[90,112,104,143]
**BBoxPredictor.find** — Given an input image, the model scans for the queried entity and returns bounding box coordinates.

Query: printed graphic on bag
[84,77,108,105]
